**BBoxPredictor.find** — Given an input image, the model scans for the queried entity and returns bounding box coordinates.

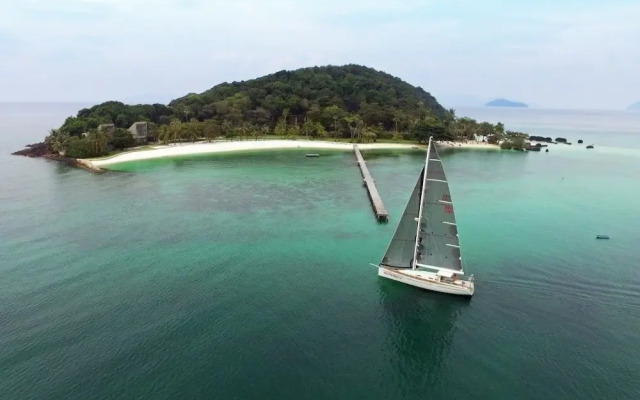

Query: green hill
[58,64,445,136]
[485,98,528,108]
[170,64,445,128]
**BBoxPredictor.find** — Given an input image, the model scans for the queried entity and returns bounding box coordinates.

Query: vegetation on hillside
[42,64,531,158]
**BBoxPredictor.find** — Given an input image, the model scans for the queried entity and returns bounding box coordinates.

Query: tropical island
[13,64,533,170]
[485,98,529,108]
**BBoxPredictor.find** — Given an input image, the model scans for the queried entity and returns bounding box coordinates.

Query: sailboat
[378,137,475,296]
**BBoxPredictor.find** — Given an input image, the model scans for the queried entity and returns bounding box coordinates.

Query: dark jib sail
[380,168,425,268]
[417,143,462,271]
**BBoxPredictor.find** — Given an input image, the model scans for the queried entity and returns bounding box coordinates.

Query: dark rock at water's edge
[545,149,549,152]
[484,98,528,108]
[555,137,567,143]
[12,142,103,173]
[586,145,594,149]
[11,142,50,157]
[578,139,583,144]
[530,136,553,143]
[525,142,541,151]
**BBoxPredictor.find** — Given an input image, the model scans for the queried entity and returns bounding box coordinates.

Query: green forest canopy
[47,64,530,158]
[58,64,445,136]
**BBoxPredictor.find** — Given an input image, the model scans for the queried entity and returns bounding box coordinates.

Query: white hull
[378,266,474,296]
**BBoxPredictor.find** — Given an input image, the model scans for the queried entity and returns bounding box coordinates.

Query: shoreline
[436,141,500,150]
[88,140,421,168]
[87,139,500,168]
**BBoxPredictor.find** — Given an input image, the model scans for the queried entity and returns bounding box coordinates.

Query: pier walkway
[354,145,389,221]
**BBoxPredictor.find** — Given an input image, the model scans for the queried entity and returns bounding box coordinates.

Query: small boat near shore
[596,235,610,239]
[305,153,320,157]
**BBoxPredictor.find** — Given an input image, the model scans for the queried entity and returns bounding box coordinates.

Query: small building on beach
[98,123,115,134]
[128,121,148,143]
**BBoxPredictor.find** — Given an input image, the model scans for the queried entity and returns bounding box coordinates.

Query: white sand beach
[86,139,503,169]
[436,141,500,150]
[88,140,422,167]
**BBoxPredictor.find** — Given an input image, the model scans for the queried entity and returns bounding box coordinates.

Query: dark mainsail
[380,138,463,272]
[380,168,424,268]
[417,142,462,271]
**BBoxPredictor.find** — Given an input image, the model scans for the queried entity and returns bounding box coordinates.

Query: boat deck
[353,145,389,221]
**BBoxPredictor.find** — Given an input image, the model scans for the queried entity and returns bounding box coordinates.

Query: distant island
[627,102,640,111]
[485,99,529,108]
[12,64,534,169]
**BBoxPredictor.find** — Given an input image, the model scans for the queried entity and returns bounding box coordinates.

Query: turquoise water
[1,104,640,399]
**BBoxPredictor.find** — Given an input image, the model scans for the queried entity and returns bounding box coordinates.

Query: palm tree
[261,124,270,137]
[86,129,109,156]
[393,110,403,134]
[301,120,313,139]
[282,108,290,132]
[46,129,70,155]
[238,123,250,140]
[170,120,183,144]
[158,125,171,145]
[221,119,232,138]
[251,124,261,141]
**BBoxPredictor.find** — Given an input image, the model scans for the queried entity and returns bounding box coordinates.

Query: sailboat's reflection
[378,280,470,390]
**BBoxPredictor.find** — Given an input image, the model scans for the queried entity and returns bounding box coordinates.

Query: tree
[86,129,109,156]
[250,124,262,141]
[237,123,250,140]
[261,124,271,137]
[488,122,505,144]
[146,122,159,142]
[45,129,70,155]
[274,117,287,136]
[287,124,300,139]
[281,108,290,134]
[158,125,171,145]
[478,122,494,142]
[412,116,446,143]
[203,119,220,142]
[221,119,233,137]
[362,129,377,143]
[170,119,183,144]
[314,121,328,138]
[110,128,136,150]
[344,114,363,141]
[502,131,528,150]
[65,137,93,158]
[301,119,313,139]
[455,117,478,141]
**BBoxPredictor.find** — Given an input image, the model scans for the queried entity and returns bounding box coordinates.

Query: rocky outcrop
[530,136,553,143]
[11,142,50,157]
[76,159,103,173]
[12,143,104,173]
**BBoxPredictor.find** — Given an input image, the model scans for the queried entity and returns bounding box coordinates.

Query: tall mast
[412,136,432,269]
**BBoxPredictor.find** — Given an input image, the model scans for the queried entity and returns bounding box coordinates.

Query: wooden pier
[354,145,389,221]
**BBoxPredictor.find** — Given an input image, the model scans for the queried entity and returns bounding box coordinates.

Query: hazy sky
[1,0,638,109]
